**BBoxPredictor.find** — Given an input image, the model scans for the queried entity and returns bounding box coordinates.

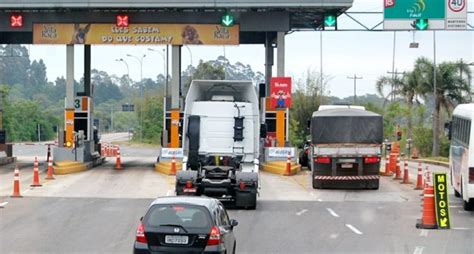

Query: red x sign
[116,14,129,27]
[10,14,23,27]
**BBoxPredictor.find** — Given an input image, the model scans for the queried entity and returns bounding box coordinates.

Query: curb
[408,159,449,167]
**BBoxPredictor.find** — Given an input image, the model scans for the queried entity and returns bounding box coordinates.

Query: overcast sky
[27,0,474,98]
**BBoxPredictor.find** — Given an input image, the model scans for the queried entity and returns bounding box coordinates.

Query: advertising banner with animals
[33,23,239,45]
[270,77,292,109]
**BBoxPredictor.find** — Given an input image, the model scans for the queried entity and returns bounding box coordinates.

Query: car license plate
[165,235,189,245]
[341,163,353,169]
[183,188,197,193]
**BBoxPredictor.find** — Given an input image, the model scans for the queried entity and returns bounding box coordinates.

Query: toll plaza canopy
[0,0,353,44]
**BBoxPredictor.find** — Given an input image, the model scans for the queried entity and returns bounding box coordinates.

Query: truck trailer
[309,107,383,189]
[175,80,260,209]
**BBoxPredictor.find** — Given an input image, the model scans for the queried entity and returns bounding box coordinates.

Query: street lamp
[127,53,146,141]
[147,47,168,96]
[115,58,129,77]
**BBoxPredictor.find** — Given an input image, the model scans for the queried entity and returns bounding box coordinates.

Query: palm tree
[414,57,472,156]
[376,71,420,139]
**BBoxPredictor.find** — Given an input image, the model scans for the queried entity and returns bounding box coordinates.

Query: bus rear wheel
[463,199,474,211]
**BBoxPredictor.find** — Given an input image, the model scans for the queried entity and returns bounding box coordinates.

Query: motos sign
[433,172,451,229]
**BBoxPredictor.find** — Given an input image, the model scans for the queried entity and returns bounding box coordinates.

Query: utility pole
[432,30,438,156]
[347,74,363,104]
[391,31,397,101]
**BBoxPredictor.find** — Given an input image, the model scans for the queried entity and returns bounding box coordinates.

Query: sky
[26,0,474,98]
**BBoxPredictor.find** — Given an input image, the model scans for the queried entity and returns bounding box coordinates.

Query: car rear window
[145,204,212,230]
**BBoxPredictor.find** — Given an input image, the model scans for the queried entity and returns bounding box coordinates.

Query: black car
[134,196,238,254]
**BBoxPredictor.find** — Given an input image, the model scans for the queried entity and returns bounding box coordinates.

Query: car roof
[149,196,219,210]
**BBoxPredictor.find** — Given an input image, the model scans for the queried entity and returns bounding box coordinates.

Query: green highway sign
[414,18,429,30]
[221,13,234,27]
[324,15,336,27]
[384,0,445,19]
[433,172,451,229]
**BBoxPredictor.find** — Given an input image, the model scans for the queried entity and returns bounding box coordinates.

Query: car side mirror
[444,121,452,140]
[230,219,238,228]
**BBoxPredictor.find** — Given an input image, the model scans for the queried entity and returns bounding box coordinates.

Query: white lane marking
[458,210,469,214]
[419,229,428,237]
[345,224,363,235]
[296,209,308,216]
[326,208,340,218]
[309,192,314,196]
[450,205,462,208]
[317,198,323,202]
[0,202,8,207]
[414,246,424,254]
[166,190,172,196]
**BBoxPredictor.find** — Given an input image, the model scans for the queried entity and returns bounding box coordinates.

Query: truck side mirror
[444,121,452,140]
[260,123,267,138]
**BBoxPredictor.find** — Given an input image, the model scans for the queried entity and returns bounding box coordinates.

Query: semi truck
[175,80,260,209]
[309,107,383,189]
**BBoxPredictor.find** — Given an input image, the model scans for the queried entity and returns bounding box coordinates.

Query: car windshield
[145,204,212,230]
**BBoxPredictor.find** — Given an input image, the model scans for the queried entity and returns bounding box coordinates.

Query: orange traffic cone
[425,166,431,187]
[31,157,42,187]
[393,156,402,180]
[45,156,55,180]
[115,149,121,170]
[401,160,411,184]
[382,155,392,176]
[411,147,419,159]
[414,162,424,190]
[170,155,177,175]
[284,153,292,176]
[416,186,437,229]
[11,165,23,198]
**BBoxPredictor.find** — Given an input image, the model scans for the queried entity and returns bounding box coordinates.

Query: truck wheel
[463,199,474,211]
[312,179,323,189]
[368,180,379,190]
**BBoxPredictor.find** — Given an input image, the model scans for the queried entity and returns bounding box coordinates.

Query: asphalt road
[1,139,473,254]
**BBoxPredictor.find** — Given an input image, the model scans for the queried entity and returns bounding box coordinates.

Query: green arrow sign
[324,15,336,27]
[221,13,234,27]
[415,19,429,30]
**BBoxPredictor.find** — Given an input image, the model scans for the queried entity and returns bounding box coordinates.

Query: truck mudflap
[235,172,258,209]
[176,171,199,196]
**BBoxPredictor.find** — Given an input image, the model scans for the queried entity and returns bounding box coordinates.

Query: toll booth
[162,96,184,148]
[54,96,99,163]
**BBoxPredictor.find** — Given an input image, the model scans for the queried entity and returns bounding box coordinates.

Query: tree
[289,69,329,147]
[376,71,421,139]
[91,69,123,104]
[414,57,471,156]
[0,45,30,87]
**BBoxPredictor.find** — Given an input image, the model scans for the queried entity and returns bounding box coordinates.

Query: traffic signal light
[324,14,337,28]
[396,130,402,141]
[116,14,129,27]
[10,14,23,28]
[221,13,234,27]
[413,19,429,30]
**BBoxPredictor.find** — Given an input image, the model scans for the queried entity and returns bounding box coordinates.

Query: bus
[449,104,474,211]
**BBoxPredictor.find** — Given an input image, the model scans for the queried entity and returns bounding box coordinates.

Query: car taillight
[315,157,331,164]
[136,222,147,244]
[239,181,246,190]
[469,167,474,183]
[207,226,221,246]
[364,156,380,164]
[185,181,193,189]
